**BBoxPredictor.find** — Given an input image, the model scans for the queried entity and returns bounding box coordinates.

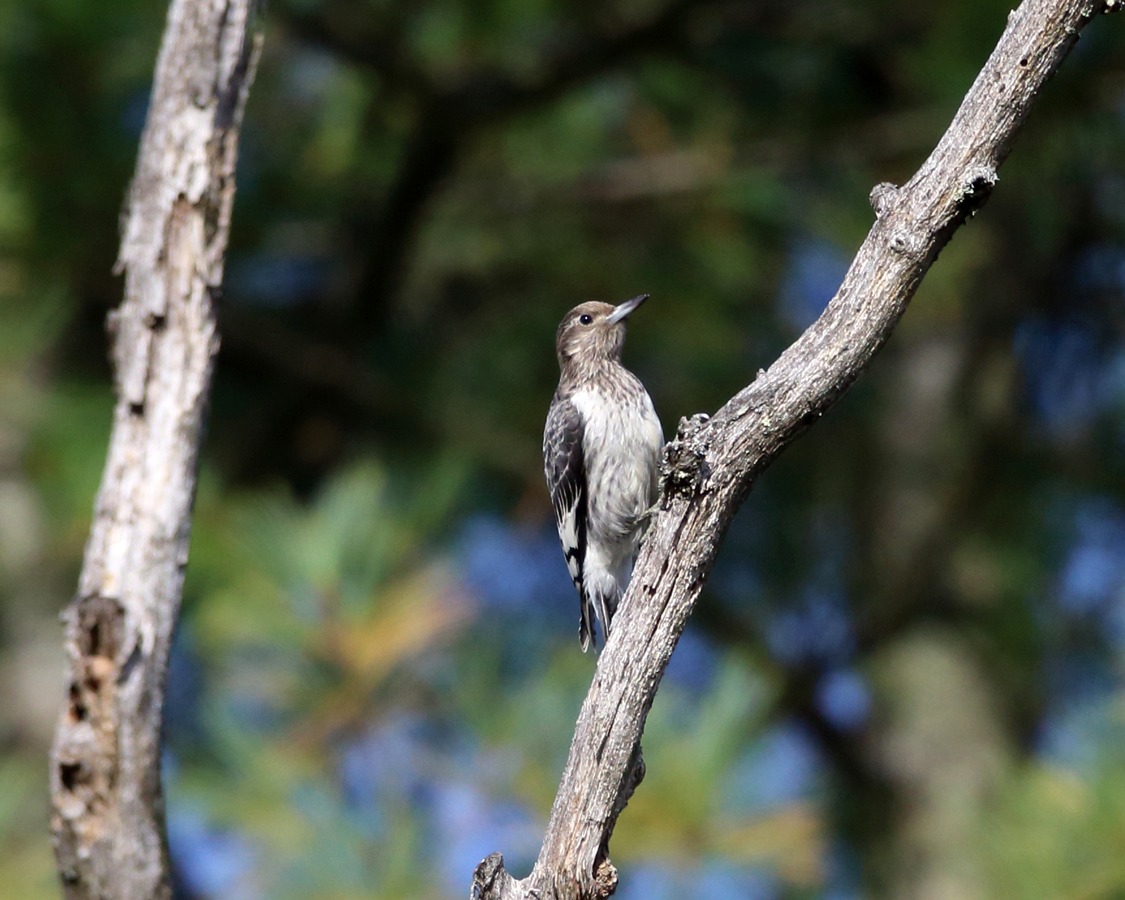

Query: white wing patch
[543,395,587,592]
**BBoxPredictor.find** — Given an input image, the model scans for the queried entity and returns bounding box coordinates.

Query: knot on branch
[60,593,129,729]
[887,228,924,260]
[869,182,900,218]
[593,859,618,898]
[958,165,998,216]
[470,852,515,900]
[661,413,711,498]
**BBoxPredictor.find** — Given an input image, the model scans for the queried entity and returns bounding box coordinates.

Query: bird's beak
[606,293,649,325]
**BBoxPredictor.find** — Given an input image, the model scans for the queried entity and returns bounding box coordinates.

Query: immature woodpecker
[543,294,664,651]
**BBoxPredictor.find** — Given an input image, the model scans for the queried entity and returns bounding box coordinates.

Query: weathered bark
[48,3,261,899]
[472,1,1119,897]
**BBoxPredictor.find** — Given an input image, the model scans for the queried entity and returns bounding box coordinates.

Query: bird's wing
[543,395,587,594]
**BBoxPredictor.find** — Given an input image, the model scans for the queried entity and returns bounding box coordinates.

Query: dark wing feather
[542,394,593,649]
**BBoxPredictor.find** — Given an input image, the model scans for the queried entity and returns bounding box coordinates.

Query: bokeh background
[3,0,1125,897]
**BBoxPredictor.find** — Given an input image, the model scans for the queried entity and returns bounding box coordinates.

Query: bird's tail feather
[578,599,594,652]
[580,580,620,653]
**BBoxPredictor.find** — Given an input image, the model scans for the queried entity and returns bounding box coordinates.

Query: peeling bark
[48,2,260,899]
[472,0,1119,897]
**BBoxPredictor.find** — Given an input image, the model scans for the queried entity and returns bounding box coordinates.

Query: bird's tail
[580,568,623,652]
[578,597,596,653]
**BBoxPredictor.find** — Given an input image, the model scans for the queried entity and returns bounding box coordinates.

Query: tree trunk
[48,3,260,899]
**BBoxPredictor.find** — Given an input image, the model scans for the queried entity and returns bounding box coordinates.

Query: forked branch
[473,0,1118,897]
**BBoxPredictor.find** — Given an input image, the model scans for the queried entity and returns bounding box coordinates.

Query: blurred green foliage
[3,0,1125,898]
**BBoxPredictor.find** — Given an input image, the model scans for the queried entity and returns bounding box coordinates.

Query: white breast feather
[570,385,663,570]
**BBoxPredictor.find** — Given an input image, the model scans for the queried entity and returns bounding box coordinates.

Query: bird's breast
[570,383,663,551]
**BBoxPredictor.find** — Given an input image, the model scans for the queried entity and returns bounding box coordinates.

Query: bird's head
[555,294,648,372]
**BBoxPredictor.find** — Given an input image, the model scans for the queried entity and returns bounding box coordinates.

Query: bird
[543,294,664,651]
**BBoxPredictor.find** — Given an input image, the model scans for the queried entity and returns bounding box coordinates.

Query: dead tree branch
[278,0,756,339]
[472,0,1119,897]
[48,2,261,899]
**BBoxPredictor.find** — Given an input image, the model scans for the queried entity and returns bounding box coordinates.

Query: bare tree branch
[472,0,1119,897]
[277,0,753,338]
[48,2,261,898]
[345,0,726,332]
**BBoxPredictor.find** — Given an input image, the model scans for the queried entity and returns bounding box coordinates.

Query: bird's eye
[579,314,593,325]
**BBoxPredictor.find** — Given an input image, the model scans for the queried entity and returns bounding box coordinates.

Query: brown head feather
[554,295,648,387]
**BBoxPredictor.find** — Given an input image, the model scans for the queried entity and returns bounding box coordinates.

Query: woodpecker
[543,294,664,651]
